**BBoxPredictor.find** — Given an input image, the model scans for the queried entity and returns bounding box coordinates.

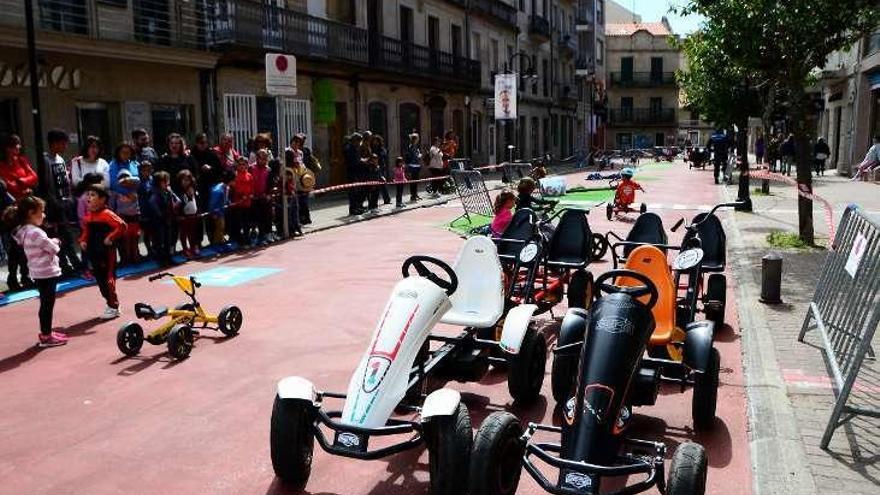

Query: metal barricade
[502,161,533,183]
[450,169,493,224]
[798,205,880,449]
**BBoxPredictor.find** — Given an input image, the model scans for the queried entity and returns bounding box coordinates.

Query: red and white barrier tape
[750,169,837,242]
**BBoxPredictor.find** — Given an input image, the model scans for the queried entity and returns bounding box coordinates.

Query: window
[531,55,538,95]
[491,39,499,71]
[866,30,880,57]
[472,32,482,60]
[400,6,414,43]
[597,0,605,25]
[428,16,440,51]
[38,0,87,35]
[0,98,20,136]
[543,118,549,154]
[597,39,604,66]
[77,103,120,159]
[651,57,664,82]
[620,97,634,109]
[452,109,464,143]
[542,59,549,97]
[471,112,482,154]
[649,97,663,114]
[552,114,559,146]
[621,57,634,81]
[368,102,388,140]
[451,24,462,58]
[399,103,420,150]
[531,116,539,155]
[152,104,193,154]
[134,0,171,46]
[519,0,524,12]
[430,108,445,141]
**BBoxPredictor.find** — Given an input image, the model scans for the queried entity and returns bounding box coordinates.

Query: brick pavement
[722,173,880,494]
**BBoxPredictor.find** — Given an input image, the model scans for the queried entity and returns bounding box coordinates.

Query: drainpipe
[846,38,865,175]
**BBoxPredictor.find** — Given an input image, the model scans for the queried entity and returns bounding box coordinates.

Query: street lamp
[497,51,538,162]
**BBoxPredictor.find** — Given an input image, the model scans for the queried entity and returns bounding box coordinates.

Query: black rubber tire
[551,354,577,405]
[425,402,472,495]
[507,327,547,404]
[218,305,243,336]
[667,441,708,495]
[640,203,647,214]
[606,202,613,221]
[704,274,726,330]
[469,411,526,495]
[270,395,315,489]
[590,233,608,261]
[692,347,720,430]
[566,270,594,310]
[167,324,194,360]
[117,322,144,357]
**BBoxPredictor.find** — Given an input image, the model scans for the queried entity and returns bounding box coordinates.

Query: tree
[676,29,762,210]
[679,0,880,244]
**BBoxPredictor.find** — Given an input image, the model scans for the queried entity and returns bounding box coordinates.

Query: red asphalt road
[0,162,751,495]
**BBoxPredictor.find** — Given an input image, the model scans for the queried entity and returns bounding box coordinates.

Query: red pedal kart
[606,175,647,221]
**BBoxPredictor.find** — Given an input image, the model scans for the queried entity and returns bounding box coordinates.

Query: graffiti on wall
[0,63,82,91]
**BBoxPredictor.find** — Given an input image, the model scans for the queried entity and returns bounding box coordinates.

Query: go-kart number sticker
[519,243,539,263]
[672,249,704,271]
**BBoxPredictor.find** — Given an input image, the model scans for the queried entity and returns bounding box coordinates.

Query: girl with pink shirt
[393,157,406,208]
[489,189,517,238]
[4,196,67,347]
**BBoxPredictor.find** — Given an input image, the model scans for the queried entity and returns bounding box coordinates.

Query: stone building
[814,27,880,175]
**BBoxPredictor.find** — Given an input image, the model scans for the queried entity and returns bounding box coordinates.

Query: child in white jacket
[5,196,67,347]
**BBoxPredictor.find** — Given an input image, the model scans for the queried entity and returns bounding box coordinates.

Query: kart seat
[134,303,168,320]
[496,208,537,262]
[441,236,505,328]
[619,245,679,346]
[623,213,667,258]
[685,213,726,272]
[546,209,591,267]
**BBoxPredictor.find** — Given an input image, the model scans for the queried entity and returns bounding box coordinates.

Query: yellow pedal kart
[116,272,243,360]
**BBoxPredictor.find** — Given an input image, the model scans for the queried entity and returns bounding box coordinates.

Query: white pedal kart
[270,236,546,493]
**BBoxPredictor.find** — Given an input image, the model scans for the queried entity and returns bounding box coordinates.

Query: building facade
[815,26,880,175]
[604,19,680,150]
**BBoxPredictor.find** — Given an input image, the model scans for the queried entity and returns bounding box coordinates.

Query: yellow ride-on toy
[116,272,243,360]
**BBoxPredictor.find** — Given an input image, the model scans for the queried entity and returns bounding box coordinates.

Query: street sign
[266,53,297,96]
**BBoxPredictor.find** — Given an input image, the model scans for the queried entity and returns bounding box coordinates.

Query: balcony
[575,6,593,30]
[373,36,481,86]
[471,0,518,30]
[576,56,594,75]
[0,0,210,50]
[558,33,577,57]
[609,108,677,126]
[529,15,551,42]
[556,84,578,108]
[610,71,677,87]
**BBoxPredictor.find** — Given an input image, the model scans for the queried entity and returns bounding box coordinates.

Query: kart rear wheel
[218,305,243,336]
[116,322,144,357]
[469,411,525,495]
[507,326,547,404]
[167,324,194,360]
[270,395,315,489]
[606,203,613,221]
[590,233,608,261]
[667,442,708,495]
[704,274,727,330]
[639,203,647,214]
[692,347,720,430]
[566,270,594,310]
[551,354,577,405]
[425,402,472,495]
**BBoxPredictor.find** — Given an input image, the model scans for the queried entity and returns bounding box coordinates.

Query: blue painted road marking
[172,266,283,287]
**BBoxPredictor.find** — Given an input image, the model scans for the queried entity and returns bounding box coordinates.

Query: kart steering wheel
[402,256,459,296]
[594,269,659,309]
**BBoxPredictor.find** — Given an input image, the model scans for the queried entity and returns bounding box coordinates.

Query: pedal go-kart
[471,270,708,495]
[116,272,243,360]
[270,237,555,493]
[606,176,647,221]
[606,212,668,267]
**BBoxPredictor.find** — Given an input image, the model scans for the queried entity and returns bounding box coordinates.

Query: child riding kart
[470,270,709,495]
[607,167,647,220]
[270,237,559,493]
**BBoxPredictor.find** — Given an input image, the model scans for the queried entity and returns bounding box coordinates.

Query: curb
[721,186,817,495]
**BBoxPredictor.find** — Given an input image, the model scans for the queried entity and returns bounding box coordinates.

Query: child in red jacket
[229,156,254,245]
[79,184,126,319]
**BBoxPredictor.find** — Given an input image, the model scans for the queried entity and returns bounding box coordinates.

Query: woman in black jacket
[813,137,831,177]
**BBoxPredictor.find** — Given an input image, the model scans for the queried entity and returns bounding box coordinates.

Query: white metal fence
[222,93,257,152]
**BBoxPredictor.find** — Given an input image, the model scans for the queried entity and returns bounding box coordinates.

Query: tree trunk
[789,86,815,245]
[736,116,753,211]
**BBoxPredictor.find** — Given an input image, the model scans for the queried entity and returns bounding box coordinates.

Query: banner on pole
[494,74,517,120]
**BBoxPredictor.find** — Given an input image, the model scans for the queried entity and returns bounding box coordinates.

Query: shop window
[152,104,193,154]
[368,102,387,140]
[0,98,20,136]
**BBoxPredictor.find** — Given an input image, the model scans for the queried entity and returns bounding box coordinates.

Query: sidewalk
[0,165,562,301]
[722,175,880,494]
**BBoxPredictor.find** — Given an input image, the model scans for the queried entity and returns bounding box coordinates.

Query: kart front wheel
[218,305,244,336]
[704,274,727,330]
[606,203,613,221]
[270,395,315,489]
[167,324,194,360]
[425,402,472,495]
[639,203,647,214]
[117,322,144,357]
[667,442,708,495]
[692,347,720,430]
[469,411,525,495]
[590,233,608,261]
[507,326,547,404]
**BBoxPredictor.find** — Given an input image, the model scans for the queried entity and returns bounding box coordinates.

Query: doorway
[329,102,348,185]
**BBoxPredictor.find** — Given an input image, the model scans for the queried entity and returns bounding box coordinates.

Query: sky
[615,0,705,35]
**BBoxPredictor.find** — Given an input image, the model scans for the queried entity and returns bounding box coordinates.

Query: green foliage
[766,231,808,249]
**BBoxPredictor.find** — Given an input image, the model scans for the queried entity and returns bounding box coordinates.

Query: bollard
[760,253,783,304]
[761,178,770,195]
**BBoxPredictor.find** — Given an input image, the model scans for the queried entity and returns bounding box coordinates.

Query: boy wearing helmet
[615,168,644,207]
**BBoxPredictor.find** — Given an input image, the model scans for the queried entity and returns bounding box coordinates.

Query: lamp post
[497,51,538,162]
[23,0,45,161]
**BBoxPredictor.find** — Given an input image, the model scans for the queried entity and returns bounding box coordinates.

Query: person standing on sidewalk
[427,137,445,197]
[707,129,730,184]
[372,135,391,206]
[813,137,831,177]
[755,134,765,165]
[39,129,80,276]
[780,134,796,176]
[213,133,240,174]
[131,129,159,167]
[851,135,880,181]
[1,133,38,291]
[766,134,780,172]
[70,136,110,186]
[345,133,367,216]
[404,133,423,202]
[393,157,406,208]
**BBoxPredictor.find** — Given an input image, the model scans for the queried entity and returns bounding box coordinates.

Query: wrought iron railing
[609,108,676,125]
[375,35,481,84]
[558,33,577,55]
[529,15,551,40]
[610,71,677,87]
[471,0,518,29]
